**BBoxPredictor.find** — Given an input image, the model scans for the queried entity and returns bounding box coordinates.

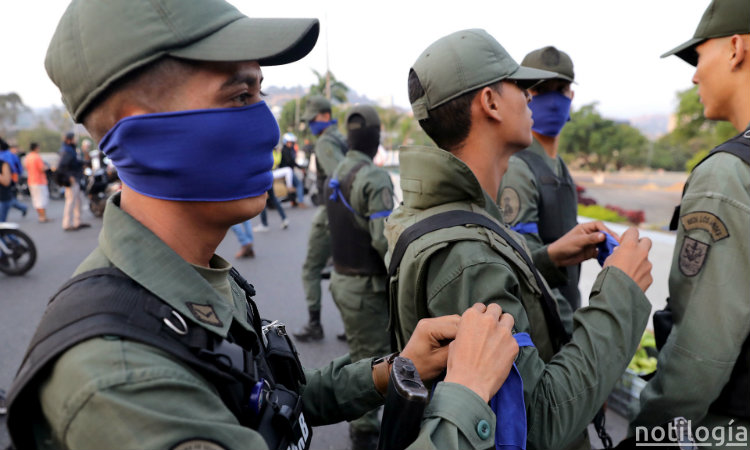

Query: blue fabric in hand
[596,231,620,266]
[490,332,534,450]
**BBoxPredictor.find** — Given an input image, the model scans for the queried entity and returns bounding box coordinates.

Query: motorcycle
[0,222,37,276]
[85,166,121,218]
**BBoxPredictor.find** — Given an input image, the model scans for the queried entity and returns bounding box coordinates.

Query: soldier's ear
[477,86,502,125]
[728,34,748,70]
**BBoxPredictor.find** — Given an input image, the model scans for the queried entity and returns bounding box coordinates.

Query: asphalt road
[0,193,632,449]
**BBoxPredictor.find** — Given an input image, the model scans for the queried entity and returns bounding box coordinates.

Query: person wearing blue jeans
[230,219,255,258]
[0,159,12,222]
[255,188,288,231]
[0,146,28,218]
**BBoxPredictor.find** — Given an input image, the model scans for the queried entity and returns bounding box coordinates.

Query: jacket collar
[97,194,234,337]
[398,145,504,222]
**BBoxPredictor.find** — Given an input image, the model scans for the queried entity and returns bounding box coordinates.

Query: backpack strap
[388,210,570,350]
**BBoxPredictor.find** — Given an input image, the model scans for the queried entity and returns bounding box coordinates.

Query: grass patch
[578,204,628,223]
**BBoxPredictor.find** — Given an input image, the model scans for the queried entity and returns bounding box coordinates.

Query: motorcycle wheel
[48,179,64,200]
[0,229,37,276]
[90,198,106,218]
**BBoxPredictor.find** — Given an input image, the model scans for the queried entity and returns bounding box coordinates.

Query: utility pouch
[262,319,306,391]
[256,383,311,450]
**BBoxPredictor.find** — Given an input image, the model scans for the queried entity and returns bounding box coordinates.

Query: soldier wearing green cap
[294,95,349,342]
[630,0,750,445]
[386,28,655,449]
[323,104,394,449]
[497,46,580,332]
[4,2,524,449]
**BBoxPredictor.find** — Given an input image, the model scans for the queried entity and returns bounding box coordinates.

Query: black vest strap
[388,210,570,350]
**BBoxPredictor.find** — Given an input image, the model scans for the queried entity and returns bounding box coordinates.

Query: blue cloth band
[490,332,535,450]
[511,222,539,235]
[328,178,390,220]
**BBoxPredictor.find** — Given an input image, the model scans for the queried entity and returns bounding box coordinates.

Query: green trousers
[301,207,331,312]
[330,271,391,433]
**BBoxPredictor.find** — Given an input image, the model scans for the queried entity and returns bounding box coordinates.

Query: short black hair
[30,142,40,151]
[408,69,502,152]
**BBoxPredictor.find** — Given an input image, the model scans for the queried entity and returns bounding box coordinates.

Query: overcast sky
[1,0,708,120]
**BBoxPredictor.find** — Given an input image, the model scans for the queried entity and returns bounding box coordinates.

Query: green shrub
[578,204,628,223]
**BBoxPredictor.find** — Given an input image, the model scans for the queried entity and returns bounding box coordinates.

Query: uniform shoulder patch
[500,187,521,224]
[680,211,729,241]
[380,189,394,211]
[679,236,710,277]
[171,439,228,450]
[186,303,223,327]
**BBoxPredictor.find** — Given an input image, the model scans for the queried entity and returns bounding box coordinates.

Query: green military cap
[410,29,557,121]
[521,46,575,83]
[346,104,380,130]
[46,0,320,123]
[662,0,750,66]
[301,95,332,122]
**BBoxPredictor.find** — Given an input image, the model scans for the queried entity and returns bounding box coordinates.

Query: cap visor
[508,66,559,89]
[301,110,317,122]
[169,17,319,66]
[661,37,702,66]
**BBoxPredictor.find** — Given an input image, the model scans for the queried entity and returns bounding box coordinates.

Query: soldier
[5,2,523,449]
[498,46,579,332]
[325,105,393,449]
[387,28,654,449]
[294,95,348,342]
[631,0,750,443]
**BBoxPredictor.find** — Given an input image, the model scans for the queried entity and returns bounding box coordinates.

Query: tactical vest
[513,149,581,311]
[6,268,312,450]
[665,128,750,418]
[315,131,348,202]
[325,161,387,276]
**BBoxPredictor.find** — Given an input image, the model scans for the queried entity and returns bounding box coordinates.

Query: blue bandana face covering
[100,102,279,201]
[528,91,572,137]
[309,119,338,136]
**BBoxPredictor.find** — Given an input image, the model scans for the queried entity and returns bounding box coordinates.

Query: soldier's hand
[604,227,653,292]
[547,220,618,267]
[443,303,518,402]
[401,314,460,382]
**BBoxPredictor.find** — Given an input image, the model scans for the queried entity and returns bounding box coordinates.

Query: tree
[309,69,349,104]
[47,105,75,135]
[656,86,736,172]
[0,92,30,136]
[559,103,649,171]
[16,126,63,155]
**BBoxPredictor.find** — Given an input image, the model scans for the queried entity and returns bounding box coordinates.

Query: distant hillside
[263,86,406,112]
[627,114,669,139]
